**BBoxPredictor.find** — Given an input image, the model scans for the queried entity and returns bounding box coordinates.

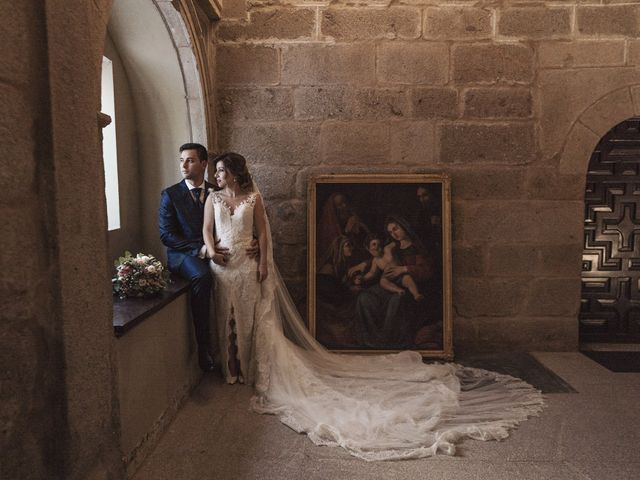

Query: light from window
[101,56,120,231]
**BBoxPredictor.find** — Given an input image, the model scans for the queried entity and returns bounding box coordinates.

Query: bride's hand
[257,263,268,283]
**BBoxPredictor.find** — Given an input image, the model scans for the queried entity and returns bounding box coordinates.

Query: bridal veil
[246,182,544,461]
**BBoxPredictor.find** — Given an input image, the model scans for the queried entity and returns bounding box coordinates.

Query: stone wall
[1,2,68,478]
[1,1,124,479]
[215,0,640,352]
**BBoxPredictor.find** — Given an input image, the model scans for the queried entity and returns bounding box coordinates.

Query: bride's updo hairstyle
[212,152,253,190]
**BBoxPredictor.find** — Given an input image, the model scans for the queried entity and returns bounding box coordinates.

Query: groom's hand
[212,252,228,266]
[213,246,230,266]
[246,238,260,260]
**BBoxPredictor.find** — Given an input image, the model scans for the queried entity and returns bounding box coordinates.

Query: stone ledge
[113,276,190,337]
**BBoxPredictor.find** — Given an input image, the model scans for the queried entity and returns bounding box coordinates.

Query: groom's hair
[179,143,208,162]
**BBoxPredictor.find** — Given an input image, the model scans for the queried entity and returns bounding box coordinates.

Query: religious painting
[307,174,453,359]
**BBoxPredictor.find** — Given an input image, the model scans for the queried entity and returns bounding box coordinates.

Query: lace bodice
[211,191,257,252]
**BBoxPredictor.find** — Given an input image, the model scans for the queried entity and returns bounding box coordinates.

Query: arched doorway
[581,117,640,344]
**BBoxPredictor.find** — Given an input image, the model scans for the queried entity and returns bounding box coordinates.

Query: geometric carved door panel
[581,117,640,343]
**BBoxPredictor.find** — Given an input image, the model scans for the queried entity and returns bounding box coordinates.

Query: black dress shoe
[198,351,215,372]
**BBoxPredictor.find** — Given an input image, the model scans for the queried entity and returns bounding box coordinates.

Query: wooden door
[581,118,640,343]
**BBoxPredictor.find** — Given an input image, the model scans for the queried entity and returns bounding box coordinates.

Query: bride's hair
[211,152,253,190]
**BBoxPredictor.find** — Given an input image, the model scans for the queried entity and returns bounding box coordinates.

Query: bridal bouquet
[112,251,169,299]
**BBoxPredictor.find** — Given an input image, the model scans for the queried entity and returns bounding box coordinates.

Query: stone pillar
[1,1,124,478]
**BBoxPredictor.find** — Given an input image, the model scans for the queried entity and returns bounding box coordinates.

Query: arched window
[101,55,121,231]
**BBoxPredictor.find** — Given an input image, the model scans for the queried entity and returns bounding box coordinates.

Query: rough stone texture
[294,164,404,200]
[332,0,390,5]
[463,88,532,118]
[293,86,352,120]
[632,86,640,115]
[282,44,375,85]
[216,45,279,85]
[377,43,449,85]
[455,278,528,317]
[453,244,485,278]
[274,243,307,278]
[219,121,321,166]
[423,7,492,40]
[543,244,584,278]
[222,0,248,19]
[439,122,535,164]
[579,87,635,140]
[411,88,458,119]
[538,41,626,68]
[450,167,526,200]
[48,4,123,478]
[455,200,583,244]
[0,1,124,479]
[269,199,307,246]
[218,8,315,41]
[322,7,421,41]
[453,43,534,84]
[456,317,577,352]
[389,121,436,165]
[525,168,585,201]
[629,40,640,66]
[217,87,293,121]
[577,5,640,36]
[538,68,640,160]
[352,88,409,119]
[487,244,582,278]
[559,121,601,176]
[524,278,582,317]
[320,121,391,164]
[498,7,572,39]
[250,165,298,199]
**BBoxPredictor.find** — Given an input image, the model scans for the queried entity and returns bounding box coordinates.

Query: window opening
[101,55,120,231]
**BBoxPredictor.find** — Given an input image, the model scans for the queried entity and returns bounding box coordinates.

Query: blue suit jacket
[159,179,215,272]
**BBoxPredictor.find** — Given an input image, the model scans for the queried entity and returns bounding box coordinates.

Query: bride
[203,152,544,461]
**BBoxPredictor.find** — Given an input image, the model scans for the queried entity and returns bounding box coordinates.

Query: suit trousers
[177,255,213,352]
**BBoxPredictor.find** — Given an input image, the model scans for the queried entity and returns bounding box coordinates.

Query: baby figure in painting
[378,241,424,301]
[349,233,424,301]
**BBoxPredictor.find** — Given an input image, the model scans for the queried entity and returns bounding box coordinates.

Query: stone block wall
[2,1,124,479]
[214,0,640,352]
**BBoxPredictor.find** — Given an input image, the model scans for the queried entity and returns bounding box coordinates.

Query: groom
[159,143,216,372]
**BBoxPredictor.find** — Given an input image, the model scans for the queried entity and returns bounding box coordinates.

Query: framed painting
[307,174,453,359]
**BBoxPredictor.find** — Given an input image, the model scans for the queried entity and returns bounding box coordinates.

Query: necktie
[192,188,202,207]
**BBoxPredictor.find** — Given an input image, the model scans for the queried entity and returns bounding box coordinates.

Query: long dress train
[209,185,544,461]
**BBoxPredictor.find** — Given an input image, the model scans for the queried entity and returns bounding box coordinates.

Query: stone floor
[132,352,640,480]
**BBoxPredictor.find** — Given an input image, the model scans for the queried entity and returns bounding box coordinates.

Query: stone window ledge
[113,277,189,337]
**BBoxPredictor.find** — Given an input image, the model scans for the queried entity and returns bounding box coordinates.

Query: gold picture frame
[307,174,453,360]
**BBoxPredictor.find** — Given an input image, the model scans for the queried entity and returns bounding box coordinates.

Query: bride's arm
[253,194,269,282]
[203,196,225,265]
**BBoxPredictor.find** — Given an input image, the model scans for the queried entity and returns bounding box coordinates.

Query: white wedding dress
[208,186,544,461]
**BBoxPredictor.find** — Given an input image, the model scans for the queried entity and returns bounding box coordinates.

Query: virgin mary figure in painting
[354,215,442,350]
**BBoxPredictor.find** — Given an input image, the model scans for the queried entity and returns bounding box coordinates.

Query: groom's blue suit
[159,179,215,358]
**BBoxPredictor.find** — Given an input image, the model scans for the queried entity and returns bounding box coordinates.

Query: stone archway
[560,87,640,346]
[559,86,640,177]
